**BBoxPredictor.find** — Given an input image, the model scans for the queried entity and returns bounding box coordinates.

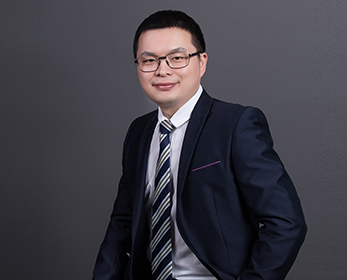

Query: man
[93,10,307,280]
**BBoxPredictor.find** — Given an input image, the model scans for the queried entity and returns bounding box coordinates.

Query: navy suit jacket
[93,90,307,280]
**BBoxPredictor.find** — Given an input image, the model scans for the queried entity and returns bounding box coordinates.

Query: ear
[199,52,208,78]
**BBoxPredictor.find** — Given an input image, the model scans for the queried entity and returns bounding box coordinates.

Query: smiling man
[136,27,207,118]
[92,10,306,280]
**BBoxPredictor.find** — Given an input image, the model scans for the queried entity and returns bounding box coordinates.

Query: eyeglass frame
[134,51,201,72]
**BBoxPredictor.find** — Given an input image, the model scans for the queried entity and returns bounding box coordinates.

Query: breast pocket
[191,160,224,176]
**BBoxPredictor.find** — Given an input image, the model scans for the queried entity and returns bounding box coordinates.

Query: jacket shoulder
[125,110,157,135]
[131,110,157,126]
[209,96,260,120]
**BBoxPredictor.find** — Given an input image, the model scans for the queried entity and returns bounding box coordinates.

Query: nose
[155,58,172,76]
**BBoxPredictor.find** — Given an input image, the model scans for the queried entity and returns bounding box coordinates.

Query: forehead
[137,28,194,56]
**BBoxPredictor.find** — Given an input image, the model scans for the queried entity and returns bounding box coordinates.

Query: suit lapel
[177,91,214,198]
[132,111,157,238]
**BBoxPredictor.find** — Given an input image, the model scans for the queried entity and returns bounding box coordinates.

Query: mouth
[152,82,177,90]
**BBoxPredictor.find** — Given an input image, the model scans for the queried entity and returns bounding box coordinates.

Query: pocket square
[192,160,221,172]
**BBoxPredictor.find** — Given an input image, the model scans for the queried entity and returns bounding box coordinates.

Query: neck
[161,108,177,119]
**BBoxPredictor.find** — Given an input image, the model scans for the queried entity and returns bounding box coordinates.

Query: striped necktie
[151,119,175,280]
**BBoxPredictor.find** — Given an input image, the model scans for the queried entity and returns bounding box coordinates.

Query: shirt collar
[157,84,203,128]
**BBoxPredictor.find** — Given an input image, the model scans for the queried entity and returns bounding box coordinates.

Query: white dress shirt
[145,85,216,279]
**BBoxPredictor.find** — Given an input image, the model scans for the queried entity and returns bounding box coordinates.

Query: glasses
[135,51,200,72]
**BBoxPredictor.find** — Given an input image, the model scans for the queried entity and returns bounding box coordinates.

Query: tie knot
[160,119,175,135]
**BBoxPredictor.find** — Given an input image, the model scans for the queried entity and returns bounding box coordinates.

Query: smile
[153,82,177,90]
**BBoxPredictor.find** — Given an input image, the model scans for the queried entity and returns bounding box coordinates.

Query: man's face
[136,27,207,118]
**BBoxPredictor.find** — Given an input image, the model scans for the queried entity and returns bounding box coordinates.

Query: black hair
[133,10,206,58]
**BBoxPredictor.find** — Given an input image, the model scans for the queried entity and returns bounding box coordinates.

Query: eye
[140,57,156,64]
[171,55,184,61]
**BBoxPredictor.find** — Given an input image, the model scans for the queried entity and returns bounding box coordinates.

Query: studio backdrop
[1,0,346,279]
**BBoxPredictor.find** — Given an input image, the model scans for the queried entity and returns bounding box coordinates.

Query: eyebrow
[138,47,188,57]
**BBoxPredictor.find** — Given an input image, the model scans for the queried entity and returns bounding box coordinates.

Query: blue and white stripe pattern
[152,120,175,280]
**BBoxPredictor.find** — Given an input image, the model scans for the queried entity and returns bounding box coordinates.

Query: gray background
[1,0,346,279]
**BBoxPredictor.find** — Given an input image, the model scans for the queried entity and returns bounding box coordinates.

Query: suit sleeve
[231,107,307,280]
[92,126,134,280]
